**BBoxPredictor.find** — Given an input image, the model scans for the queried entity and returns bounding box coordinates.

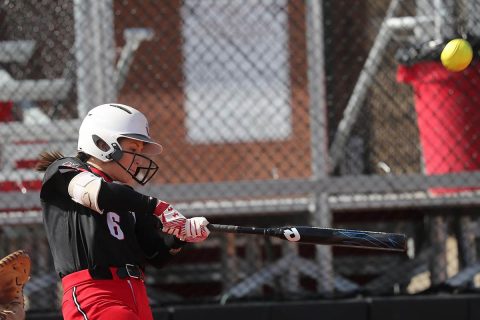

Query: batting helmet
[77,103,162,184]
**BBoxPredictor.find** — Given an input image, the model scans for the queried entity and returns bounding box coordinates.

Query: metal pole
[307,0,328,179]
[73,0,116,118]
[306,0,333,293]
[433,0,456,40]
[430,215,448,286]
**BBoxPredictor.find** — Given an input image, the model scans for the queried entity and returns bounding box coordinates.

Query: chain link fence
[1,0,480,313]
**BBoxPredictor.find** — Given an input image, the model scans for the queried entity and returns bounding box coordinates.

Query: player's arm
[135,213,186,268]
[152,201,210,242]
[67,171,210,242]
[67,170,157,215]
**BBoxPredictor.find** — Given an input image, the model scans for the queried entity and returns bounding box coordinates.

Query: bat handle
[207,224,238,233]
[207,224,267,236]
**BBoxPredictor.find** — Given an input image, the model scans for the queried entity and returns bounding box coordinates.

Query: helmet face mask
[78,103,162,184]
[109,146,159,185]
[129,155,159,185]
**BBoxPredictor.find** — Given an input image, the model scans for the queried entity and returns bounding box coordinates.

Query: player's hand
[184,217,210,243]
[154,201,210,242]
[154,201,187,240]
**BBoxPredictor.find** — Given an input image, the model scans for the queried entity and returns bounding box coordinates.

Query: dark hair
[35,151,90,172]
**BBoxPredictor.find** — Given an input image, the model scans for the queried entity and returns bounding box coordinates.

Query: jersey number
[107,212,125,240]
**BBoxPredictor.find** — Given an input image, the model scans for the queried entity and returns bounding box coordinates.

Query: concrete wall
[26,294,480,320]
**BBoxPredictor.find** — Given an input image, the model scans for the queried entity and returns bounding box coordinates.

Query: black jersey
[40,157,181,278]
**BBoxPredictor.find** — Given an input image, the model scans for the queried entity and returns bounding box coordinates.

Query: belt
[61,265,144,289]
[116,264,144,280]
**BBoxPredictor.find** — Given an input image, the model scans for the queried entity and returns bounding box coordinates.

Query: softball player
[37,104,210,320]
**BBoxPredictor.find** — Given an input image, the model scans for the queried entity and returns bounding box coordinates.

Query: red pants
[61,268,153,320]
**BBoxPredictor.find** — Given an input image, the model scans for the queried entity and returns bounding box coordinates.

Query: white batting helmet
[77,103,162,162]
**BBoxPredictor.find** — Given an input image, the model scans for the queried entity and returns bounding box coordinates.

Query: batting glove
[154,201,187,240]
[154,201,210,242]
[184,217,210,243]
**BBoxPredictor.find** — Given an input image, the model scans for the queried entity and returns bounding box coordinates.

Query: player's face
[112,139,145,185]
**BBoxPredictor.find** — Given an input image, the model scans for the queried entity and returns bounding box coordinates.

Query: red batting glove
[154,201,187,240]
[154,201,210,243]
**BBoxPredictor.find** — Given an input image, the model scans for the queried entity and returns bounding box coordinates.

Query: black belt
[83,264,144,280]
[116,264,144,280]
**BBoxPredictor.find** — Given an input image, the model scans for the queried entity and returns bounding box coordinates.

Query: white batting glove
[184,217,210,243]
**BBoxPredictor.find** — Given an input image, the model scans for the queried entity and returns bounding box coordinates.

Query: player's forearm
[97,180,157,215]
[68,171,158,215]
[67,172,209,245]
[144,235,186,268]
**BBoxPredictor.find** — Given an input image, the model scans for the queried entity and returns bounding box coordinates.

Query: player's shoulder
[47,156,88,174]
[40,156,91,199]
[43,157,89,183]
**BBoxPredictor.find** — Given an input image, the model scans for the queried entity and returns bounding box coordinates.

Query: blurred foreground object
[0,251,31,320]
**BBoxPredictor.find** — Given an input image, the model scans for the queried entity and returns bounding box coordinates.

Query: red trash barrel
[0,101,13,122]
[397,61,480,194]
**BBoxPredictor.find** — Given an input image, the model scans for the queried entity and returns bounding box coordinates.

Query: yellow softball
[441,38,473,72]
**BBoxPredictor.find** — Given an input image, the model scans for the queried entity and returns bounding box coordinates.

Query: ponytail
[35,151,64,172]
[35,151,91,171]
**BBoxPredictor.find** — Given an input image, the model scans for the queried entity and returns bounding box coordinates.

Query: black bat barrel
[269,226,407,252]
[208,224,407,252]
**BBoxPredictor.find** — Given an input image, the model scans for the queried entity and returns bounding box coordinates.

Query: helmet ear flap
[92,135,111,152]
[92,135,123,161]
